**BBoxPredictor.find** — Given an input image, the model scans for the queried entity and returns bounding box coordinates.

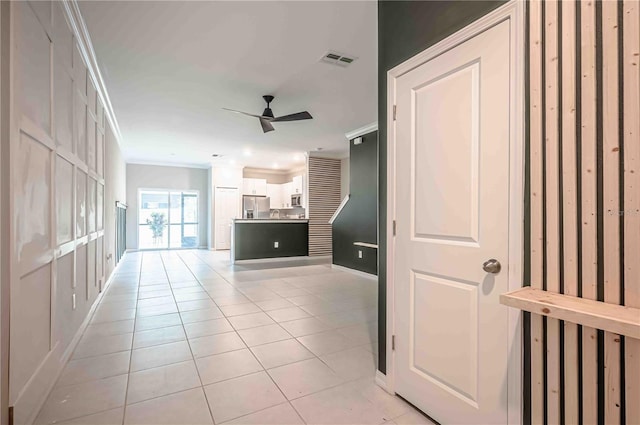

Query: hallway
[34,251,432,425]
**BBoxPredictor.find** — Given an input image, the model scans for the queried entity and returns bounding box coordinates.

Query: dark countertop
[233,219,308,224]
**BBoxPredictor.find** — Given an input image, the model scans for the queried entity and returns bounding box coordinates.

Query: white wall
[126,163,209,249]
[340,157,350,199]
[0,2,9,422]
[6,2,127,422]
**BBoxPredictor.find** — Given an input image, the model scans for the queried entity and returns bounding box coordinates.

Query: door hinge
[393,105,397,121]
[8,406,14,425]
[392,335,396,351]
[392,220,396,236]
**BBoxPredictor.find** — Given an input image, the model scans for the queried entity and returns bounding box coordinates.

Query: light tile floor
[35,250,435,425]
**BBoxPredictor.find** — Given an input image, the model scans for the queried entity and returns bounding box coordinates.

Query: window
[138,190,198,249]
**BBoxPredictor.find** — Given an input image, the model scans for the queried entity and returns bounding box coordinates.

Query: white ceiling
[79,1,378,170]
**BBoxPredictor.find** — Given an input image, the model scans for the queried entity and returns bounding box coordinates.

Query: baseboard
[375,370,391,393]
[21,256,123,425]
[331,264,378,280]
[233,256,311,265]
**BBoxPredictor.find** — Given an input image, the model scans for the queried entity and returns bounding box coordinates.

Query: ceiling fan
[223,95,313,133]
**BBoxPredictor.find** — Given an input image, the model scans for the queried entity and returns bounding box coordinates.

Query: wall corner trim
[375,370,391,394]
[345,122,378,141]
[63,1,123,143]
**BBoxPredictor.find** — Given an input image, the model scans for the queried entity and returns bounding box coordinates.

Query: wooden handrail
[500,287,640,339]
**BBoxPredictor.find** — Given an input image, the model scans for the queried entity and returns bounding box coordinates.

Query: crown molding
[345,122,378,141]
[63,1,123,143]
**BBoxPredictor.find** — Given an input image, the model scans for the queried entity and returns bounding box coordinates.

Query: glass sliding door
[138,190,199,250]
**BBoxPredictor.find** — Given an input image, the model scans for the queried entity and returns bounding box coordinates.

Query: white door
[393,20,511,424]
[215,187,238,250]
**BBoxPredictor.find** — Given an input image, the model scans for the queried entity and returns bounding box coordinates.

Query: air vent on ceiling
[320,51,357,67]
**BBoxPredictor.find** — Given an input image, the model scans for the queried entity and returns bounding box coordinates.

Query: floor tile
[173,291,210,302]
[297,330,361,356]
[254,298,295,311]
[136,303,178,317]
[266,307,310,322]
[291,382,392,425]
[136,296,175,308]
[181,307,224,324]
[92,308,137,324]
[54,407,124,425]
[133,325,185,349]
[393,410,437,425]
[72,333,133,359]
[204,371,286,423]
[177,299,218,312]
[84,320,135,337]
[130,340,193,372]
[124,388,213,425]
[251,339,314,369]
[127,360,201,404]
[212,294,251,307]
[320,347,377,380]
[228,312,275,330]
[58,351,131,387]
[135,313,182,331]
[335,322,378,345]
[223,403,304,425]
[35,375,127,424]
[189,332,246,358]
[184,318,234,339]
[237,324,292,347]
[279,317,333,337]
[339,378,412,419]
[267,358,343,400]
[196,349,263,385]
[285,294,323,306]
[220,302,262,317]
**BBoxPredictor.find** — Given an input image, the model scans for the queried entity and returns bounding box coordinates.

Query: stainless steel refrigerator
[243,196,271,219]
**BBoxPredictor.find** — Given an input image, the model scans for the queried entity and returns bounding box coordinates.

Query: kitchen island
[231,219,309,263]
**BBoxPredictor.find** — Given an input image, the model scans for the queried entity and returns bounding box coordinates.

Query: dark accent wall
[333,131,378,275]
[377,0,505,375]
[233,222,308,261]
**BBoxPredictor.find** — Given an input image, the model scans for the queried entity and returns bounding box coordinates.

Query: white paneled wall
[7,2,119,423]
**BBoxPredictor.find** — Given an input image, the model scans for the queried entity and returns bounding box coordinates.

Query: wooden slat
[602,1,622,422]
[529,1,545,422]
[501,288,640,339]
[623,1,640,423]
[560,1,580,421]
[580,0,599,422]
[308,157,341,256]
[544,2,561,422]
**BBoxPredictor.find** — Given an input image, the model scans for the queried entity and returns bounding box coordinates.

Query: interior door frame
[384,1,525,423]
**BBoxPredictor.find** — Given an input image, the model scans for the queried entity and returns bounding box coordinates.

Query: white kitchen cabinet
[292,175,303,194]
[282,182,293,208]
[242,178,267,196]
[267,184,282,209]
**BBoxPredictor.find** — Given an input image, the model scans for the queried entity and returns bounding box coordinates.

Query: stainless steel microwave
[291,194,302,207]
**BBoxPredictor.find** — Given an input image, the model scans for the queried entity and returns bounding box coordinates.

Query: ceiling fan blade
[259,118,275,133]
[222,108,264,119]
[272,111,313,122]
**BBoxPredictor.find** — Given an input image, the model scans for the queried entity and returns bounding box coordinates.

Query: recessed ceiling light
[243,148,252,157]
[229,159,237,165]
[273,163,279,169]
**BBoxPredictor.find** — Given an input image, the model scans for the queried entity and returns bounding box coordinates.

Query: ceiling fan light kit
[223,95,313,133]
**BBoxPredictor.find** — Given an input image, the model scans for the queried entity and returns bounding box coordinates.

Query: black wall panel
[233,222,309,261]
[333,131,378,275]
[377,0,505,374]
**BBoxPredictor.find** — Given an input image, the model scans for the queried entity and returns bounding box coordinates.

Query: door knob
[483,259,501,274]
